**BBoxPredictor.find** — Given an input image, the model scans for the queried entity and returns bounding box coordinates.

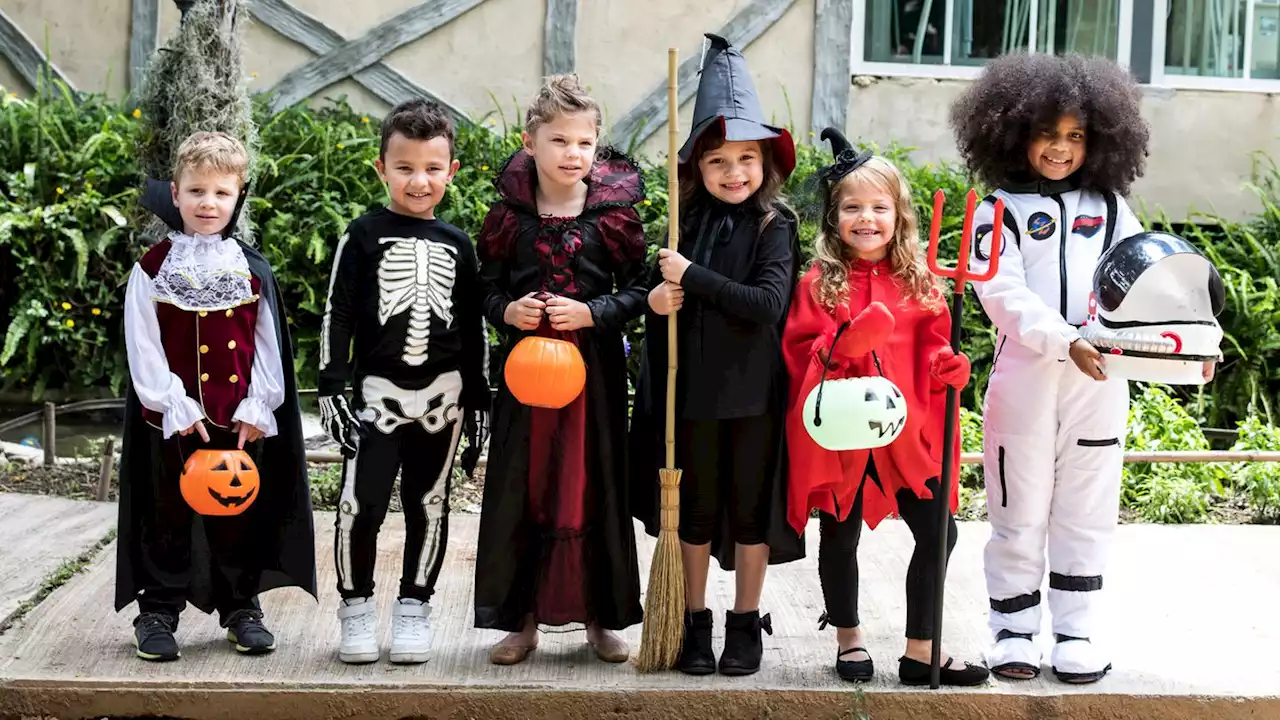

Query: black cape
[114,180,317,614]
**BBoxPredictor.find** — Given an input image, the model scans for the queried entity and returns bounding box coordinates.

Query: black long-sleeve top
[646,197,801,420]
[317,207,489,411]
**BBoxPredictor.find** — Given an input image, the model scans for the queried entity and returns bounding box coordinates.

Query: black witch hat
[677,33,796,178]
[792,126,876,232]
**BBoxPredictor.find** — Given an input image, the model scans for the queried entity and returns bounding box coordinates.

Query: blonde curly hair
[812,156,943,314]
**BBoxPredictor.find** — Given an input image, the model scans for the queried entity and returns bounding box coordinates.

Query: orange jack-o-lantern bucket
[503,335,586,409]
[180,449,260,516]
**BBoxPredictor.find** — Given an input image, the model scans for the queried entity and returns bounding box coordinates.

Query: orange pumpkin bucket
[180,449,261,516]
[504,335,586,409]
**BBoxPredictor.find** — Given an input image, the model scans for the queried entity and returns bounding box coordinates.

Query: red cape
[783,259,960,535]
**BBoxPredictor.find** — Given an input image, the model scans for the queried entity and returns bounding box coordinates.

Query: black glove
[319,394,362,458]
[460,408,489,479]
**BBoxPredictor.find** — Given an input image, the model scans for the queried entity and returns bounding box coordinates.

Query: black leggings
[818,457,958,640]
[675,414,775,546]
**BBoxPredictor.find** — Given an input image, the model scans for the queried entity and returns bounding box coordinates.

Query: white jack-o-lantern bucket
[802,320,907,451]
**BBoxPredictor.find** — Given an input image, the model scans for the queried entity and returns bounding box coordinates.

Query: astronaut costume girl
[969,179,1144,683]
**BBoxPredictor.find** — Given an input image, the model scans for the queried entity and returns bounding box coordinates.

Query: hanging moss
[134,0,257,242]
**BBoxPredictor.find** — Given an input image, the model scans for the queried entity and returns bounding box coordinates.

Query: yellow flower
[251,72,259,78]
[809,131,815,137]
[361,116,370,124]
[65,319,75,328]
[481,164,489,171]
[337,143,345,150]
[60,302,71,310]
[91,307,102,316]
[643,199,652,206]
[132,108,141,119]
[7,92,16,99]
[56,186,64,195]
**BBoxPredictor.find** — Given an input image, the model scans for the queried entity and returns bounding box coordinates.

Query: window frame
[1149,0,1280,92]
[850,0,1136,79]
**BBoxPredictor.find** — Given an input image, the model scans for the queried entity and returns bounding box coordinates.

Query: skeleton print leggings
[334,371,463,602]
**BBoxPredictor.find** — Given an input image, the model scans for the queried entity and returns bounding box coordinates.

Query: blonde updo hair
[812,156,943,313]
[524,74,602,139]
[172,131,249,188]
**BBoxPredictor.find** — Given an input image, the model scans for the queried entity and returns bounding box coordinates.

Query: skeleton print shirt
[318,208,488,410]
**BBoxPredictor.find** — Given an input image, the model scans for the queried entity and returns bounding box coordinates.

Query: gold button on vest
[227,340,237,350]
[200,345,209,354]
[199,311,208,317]
[200,373,210,382]
[225,309,234,317]
[229,374,239,383]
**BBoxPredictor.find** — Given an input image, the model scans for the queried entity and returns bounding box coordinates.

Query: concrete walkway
[0,504,1277,719]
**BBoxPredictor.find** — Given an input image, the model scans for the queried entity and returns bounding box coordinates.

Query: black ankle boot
[676,609,716,675]
[718,610,772,676]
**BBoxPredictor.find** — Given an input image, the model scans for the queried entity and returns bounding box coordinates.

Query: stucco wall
[2,0,1278,222]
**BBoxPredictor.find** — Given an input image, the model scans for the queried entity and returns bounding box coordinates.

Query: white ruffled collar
[151,231,256,311]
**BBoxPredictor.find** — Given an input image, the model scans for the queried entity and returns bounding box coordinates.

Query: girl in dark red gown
[472,75,646,665]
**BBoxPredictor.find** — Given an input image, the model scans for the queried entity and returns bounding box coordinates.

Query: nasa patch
[1072,215,1104,238]
[1027,212,1056,241]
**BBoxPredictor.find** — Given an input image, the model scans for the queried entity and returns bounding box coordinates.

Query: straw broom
[635,47,686,673]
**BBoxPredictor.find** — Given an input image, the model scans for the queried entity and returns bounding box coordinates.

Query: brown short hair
[173,131,249,187]
[380,99,455,158]
[525,74,601,138]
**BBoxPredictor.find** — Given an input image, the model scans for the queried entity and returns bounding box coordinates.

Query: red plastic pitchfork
[924,188,1003,689]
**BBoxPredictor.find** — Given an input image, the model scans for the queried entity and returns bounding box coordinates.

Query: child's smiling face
[698,140,764,204]
[836,176,896,261]
[375,132,458,219]
[171,166,242,237]
[1027,113,1087,181]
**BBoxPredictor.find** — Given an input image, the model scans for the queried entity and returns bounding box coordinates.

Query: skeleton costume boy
[969,179,1144,683]
[318,207,489,664]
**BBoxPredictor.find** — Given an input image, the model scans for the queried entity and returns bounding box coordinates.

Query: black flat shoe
[898,655,990,687]
[836,646,874,682]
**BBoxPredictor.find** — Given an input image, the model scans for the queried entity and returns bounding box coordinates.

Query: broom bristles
[635,468,686,672]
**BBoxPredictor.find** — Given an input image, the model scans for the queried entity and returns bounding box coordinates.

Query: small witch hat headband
[817,127,873,185]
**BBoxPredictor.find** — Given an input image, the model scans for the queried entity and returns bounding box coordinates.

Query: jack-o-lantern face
[180,449,260,516]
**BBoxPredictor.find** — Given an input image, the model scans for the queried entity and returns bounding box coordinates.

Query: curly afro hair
[950,52,1150,196]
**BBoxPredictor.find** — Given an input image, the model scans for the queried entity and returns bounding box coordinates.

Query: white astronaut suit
[968,180,1144,683]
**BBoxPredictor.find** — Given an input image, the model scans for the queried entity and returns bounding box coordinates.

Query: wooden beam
[543,0,578,76]
[265,0,486,113]
[250,0,472,124]
[810,0,853,137]
[128,0,161,93]
[0,7,76,93]
[609,0,798,150]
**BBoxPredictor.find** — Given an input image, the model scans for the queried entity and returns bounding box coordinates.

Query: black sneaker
[676,609,716,676]
[718,610,772,676]
[134,612,180,662]
[224,609,277,655]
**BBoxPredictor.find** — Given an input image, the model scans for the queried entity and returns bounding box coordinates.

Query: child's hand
[1202,359,1217,382]
[545,296,595,331]
[504,292,546,331]
[1070,338,1106,381]
[831,302,895,359]
[319,394,361,457]
[648,282,684,315]
[657,249,691,285]
[930,347,971,389]
[180,419,210,443]
[236,421,265,449]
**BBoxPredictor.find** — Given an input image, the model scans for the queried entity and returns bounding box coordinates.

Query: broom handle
[664,48,679,472]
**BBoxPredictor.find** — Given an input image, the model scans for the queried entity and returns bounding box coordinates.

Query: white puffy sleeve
[230,301,285,437]
[124,264,205,438]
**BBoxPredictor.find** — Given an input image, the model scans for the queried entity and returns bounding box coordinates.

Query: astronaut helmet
[1080,231,1224,385]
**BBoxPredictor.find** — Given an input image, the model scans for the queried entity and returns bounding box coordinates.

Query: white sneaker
[337,597,379,664]
[389,598,432,664]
